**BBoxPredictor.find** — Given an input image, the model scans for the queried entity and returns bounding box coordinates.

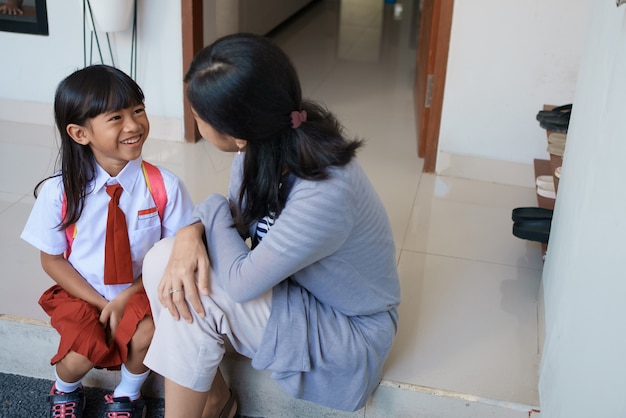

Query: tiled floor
[0,0,544,415]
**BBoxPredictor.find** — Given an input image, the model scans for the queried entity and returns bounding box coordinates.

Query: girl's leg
[125,315,154,374]
[115,315,154,400]
[49,351,90,416]
[55,350,93,386]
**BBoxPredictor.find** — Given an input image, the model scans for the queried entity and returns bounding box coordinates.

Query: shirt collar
[93,157,144,194]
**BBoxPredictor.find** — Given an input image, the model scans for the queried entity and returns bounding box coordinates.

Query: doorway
[181,0,454,156]
[414,0,453,172]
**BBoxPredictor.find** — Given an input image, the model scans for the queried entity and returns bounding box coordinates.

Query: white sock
[54,369,82,394]
[113,364,150,401]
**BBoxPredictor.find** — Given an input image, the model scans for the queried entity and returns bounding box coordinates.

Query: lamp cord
[82,0,138,80]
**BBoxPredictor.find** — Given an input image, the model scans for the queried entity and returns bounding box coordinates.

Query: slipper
[513,219,551,244]
[536,175,554,189]
[538,106,571,132]
[547,141,565,157]
[511,207,553,222]
[547,132,567,156]
[219,390,238,418]
[548,132,567,145]
[536,104,572,122]
[540,115,570,132]
[537,182,556,199]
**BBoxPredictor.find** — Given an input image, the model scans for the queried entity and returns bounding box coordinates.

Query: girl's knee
[130,317,155,352]
[60,350,94,371]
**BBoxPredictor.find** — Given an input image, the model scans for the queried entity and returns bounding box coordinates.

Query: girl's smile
[68,104,150,176]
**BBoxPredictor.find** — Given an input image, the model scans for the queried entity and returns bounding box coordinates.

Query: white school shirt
[21,157,194,301]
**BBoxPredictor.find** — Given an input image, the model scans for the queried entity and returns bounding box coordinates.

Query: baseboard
[437,152,536,188]
[0,99,184,142]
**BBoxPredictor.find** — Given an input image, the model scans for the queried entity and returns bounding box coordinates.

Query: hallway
[0,0,543,416]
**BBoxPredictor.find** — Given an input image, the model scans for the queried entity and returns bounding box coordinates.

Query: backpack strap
[61,161,168,259]
[141,160,167,221]
[61,192,76,259]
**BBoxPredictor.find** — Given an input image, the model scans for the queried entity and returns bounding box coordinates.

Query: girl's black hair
[184,33,363,235]
[35,64,145,230]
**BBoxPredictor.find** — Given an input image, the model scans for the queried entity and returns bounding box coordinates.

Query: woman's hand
[157,223,211,323]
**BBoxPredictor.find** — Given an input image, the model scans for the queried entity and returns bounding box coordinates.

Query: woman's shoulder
[290,160,366,203]
[317,159,366,190]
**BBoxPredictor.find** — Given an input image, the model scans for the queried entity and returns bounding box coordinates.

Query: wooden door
[182,0,203,142]
[414,0,454,172]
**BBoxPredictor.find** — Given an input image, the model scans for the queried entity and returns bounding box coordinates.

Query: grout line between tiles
[398,248,545,273]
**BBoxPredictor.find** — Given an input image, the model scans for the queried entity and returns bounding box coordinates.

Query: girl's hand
[98,278,141,341]
[157,223,211,323]
[99,298,125,341]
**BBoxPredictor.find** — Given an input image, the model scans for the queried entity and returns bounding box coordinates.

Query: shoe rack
[533,105,564,257]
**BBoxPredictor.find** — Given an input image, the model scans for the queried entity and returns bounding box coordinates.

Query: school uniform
[21,157,194,368]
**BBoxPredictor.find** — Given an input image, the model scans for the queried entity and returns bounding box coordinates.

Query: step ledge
[0,314,541,416]
[380,379,540,412]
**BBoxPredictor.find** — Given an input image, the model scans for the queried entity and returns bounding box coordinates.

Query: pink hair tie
[290,110,307,129]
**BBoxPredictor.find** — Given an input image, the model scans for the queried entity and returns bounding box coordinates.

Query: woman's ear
[234,139,248,152]
[66,124,90,145]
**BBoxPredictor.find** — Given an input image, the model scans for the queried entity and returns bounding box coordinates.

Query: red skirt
[38,285,152,369]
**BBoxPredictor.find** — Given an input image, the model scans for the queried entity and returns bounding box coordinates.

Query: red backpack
[61,160,167,258]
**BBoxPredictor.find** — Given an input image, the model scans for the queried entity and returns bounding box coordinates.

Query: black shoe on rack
[511,207,553,223]
[512,219,551,244]
[536,104,572,133]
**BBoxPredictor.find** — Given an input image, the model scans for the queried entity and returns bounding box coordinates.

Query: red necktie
[104,184,134,285]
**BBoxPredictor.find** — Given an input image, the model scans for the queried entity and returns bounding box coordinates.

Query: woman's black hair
[35,64,145,230]
[184,33,363,234]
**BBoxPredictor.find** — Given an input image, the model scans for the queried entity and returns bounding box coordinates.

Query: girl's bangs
[83,73,144,118]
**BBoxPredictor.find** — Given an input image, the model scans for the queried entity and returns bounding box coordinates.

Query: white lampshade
[88,0,134,33]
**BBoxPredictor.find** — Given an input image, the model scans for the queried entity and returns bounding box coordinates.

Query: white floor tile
[385,250,541,407]
[403,175,544,270]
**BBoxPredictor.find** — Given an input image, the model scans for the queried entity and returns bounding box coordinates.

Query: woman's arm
[200,186,352,302]
[40,252,108,311]
[157,222,211,323]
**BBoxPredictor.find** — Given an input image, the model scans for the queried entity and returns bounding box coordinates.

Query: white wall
[0,0,184,140]
[437,0,591,176]
[539,3,626,417]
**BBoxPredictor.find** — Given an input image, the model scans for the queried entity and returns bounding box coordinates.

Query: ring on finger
[168,288,182,295]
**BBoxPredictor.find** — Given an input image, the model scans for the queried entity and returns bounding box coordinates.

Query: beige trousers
[142,237,272,392]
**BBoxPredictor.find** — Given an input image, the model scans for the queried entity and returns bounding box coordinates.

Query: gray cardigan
[192,153,400,411]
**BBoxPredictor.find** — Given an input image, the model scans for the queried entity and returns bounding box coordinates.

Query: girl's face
[192,109,245,152]
[68,104,150,177]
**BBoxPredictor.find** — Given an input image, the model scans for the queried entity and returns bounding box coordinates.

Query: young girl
[142,33,401,417]
[21,65,194,418]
